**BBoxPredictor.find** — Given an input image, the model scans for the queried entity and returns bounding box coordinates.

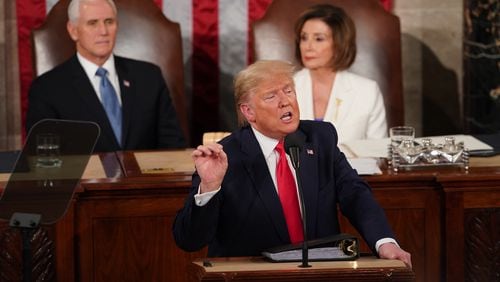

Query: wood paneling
[464,209,499,282]
[340,175,441,282]
[76,191,206,282]
[441,173,500,282]
[0,224,55,282]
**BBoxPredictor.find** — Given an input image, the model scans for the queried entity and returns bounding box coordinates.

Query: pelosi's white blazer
[293,68,388,144]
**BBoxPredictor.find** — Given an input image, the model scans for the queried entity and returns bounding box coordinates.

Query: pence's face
[67,0,117,65]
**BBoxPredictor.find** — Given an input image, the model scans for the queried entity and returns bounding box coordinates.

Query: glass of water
[36,133,62,168]
[389,126,415,147]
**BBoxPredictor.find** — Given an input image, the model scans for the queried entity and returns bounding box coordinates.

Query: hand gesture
[192,143,228,193]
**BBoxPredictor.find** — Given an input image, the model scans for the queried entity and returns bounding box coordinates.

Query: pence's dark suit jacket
[26,55,186,152]
[173,121,394,257]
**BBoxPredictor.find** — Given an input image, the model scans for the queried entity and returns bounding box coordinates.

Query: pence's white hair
[68,0,117,23]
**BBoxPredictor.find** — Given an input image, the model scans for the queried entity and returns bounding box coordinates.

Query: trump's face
[67,0,117,65]
[240,75,300,140]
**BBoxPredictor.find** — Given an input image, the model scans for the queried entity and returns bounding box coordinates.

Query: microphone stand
[289,147,310,268]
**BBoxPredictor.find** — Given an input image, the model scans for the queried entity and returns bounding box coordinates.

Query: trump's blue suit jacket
[26,55,185,152]
[173,121,394,256]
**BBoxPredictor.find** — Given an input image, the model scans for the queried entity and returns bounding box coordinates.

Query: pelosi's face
[299,19,335,70]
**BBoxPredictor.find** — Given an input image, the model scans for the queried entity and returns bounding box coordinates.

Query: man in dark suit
[173,60,412,267]
[26,0,185,152]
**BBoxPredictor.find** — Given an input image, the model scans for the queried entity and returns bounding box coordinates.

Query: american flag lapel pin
[123,80,130,87]
[306,149,314,155]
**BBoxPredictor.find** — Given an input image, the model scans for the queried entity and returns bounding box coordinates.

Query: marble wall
[393,0,464,136]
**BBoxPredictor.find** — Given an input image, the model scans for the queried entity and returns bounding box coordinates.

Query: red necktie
[275,140,304,243]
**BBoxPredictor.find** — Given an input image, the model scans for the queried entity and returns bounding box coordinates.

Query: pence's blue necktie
[96,67,122,146]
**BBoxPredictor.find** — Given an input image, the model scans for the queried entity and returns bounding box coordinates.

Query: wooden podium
[190,256,415,281]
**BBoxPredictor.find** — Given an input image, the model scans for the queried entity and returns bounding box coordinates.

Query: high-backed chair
[253,0,404,129]
[31,0,189,142]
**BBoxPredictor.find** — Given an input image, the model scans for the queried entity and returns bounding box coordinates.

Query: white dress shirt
[77,53,122,105]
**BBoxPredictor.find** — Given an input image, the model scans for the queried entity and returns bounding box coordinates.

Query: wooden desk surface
[191,256,414,281]
[193,256,407,272]
[0,153,121,183]
[1,150,499,184]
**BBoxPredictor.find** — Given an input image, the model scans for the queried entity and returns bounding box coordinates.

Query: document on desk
[263,247,354,262]
[82,155,107,179]
[135,150,195,174]
[347,158,382,175]
[262,233,359,262]
[0,173,9,182]
[343,135,493,158]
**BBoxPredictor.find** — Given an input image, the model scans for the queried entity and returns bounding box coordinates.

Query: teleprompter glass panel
[0,119,100,224]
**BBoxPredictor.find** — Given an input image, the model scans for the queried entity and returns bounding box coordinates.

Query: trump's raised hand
[192,143,228,193]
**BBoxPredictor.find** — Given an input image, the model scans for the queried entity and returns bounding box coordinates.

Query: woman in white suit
[293,4,387,144]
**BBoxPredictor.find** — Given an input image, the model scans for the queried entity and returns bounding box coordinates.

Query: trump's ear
[239,104,256,123]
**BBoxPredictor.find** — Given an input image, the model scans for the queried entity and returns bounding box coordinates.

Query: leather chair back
[31,0,189,141]
[253,0,404,128]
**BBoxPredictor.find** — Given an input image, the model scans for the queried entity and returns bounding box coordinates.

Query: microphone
[284,131,310,268]
[284,131,304,169]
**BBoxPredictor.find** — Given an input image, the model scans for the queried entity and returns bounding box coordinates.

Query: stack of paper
[342,135,492,158]
[346,158,382,175]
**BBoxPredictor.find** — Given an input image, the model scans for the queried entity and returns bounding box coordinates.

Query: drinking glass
[36,133,62,168]
[389,126,415,147]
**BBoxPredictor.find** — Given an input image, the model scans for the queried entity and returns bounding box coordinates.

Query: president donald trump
[173,60,411,267]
